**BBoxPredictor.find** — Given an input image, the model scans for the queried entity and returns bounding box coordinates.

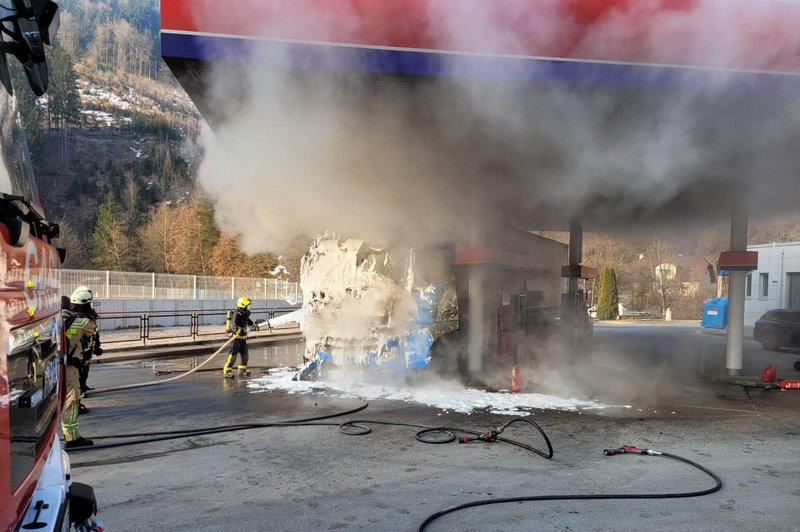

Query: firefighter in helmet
[223,296,255,378]
[62,286,99,448]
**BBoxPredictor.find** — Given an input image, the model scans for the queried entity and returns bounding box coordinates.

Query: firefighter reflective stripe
[65,315,97,359]
[225,309,249,338]
[65,316,95,340]
[62,366,81,441]
[223,338,249,374]
[223,353,236,374]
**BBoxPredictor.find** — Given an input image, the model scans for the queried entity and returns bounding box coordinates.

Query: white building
[744,241,800,326]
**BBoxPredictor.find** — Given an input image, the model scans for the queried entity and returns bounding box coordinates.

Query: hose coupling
[459,431,499,444]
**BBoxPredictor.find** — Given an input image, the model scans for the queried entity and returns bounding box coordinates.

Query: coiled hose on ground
[68,396,721,531]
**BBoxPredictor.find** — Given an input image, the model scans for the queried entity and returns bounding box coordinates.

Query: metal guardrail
[97,306,302,346]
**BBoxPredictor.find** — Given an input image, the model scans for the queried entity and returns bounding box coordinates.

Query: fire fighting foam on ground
[248,367,618,415]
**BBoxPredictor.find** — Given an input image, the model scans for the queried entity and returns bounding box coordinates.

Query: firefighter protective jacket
[226,308,254,339]
[63,309,98,365]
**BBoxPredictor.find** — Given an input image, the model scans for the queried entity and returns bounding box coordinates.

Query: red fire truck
[0,1,97,530]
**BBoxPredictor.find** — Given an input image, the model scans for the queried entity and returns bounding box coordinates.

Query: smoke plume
[191,0,800,252]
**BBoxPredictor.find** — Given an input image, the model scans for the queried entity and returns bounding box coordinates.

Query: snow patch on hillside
[76,74,197,128]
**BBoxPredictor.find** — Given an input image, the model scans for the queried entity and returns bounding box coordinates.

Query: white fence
[61,269,301,304]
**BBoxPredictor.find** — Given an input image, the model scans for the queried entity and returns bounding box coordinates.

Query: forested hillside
[10,0,303,280]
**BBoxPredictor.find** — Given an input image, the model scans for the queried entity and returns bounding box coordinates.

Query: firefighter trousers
[62,364,82,442]
[79,359,90,394]
[223,339,249,374]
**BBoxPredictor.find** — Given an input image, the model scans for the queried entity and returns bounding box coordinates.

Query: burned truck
[296,228,584,382]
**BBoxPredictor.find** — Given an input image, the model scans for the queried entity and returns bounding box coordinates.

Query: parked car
[753,309,800,351]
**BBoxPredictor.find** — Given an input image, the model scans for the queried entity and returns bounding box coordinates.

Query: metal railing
[61,269,301,304]
[98,306,302,346]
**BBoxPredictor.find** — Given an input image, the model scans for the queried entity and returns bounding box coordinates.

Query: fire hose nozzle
[480,431,499,442]
[459,431,499,444]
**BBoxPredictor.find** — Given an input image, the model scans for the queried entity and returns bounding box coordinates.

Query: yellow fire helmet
[237,296,251,309]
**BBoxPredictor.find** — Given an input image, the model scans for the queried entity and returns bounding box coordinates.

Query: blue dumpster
[701,298,728,329]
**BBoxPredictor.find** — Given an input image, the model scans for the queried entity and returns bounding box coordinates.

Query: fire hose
[86,321,279,396]
[418,445,721,531]
[68,399,721,530]
[84,337,235,396]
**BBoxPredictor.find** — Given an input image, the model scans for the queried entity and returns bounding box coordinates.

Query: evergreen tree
[47,45,81,128]
[7,62,44,152]
[596,267,620,320]
[247,252,281,278]
[91,195,135,270]
[194,195,220,269]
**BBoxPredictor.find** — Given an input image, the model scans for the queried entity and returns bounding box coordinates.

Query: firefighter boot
[238,365,250,376]
[65,437,94,449]
[223,353,236,378]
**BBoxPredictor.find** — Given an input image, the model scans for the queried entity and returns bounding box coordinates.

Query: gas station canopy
[162,0,800,87]
[161,0,800,229]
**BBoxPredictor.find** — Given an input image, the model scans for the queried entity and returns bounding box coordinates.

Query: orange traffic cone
[511,364,522,393]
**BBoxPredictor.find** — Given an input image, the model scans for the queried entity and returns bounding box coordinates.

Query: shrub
[596,267,620,320]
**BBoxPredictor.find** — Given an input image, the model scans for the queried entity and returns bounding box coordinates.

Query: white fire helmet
[70,286,94,305]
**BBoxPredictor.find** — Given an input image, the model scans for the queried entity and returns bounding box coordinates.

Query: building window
[760,273,769,299]
[746,273,752,298]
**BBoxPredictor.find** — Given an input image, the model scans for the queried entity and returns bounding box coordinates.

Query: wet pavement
[70,324,800,531]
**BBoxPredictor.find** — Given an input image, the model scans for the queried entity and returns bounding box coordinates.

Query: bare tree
[55,217,89,269]
[209,233,247,277]
[91,196,135,271]
[646,238,681,316]
[113,20,131,75]
[166,196,219,275]
[138,202,175,273]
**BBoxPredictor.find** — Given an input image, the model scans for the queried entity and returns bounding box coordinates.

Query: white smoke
[172,0,800,395]
[190,0,800,252]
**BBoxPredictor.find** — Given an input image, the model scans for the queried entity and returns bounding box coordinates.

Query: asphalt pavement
[69,323,800,531]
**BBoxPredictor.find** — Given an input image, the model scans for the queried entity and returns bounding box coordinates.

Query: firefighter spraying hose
[84,297,279,397]
[223,296,255,378]
[85,337,235,397]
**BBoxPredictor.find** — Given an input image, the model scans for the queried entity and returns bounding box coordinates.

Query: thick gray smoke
[192,0,800,251]
[178,0,800,402]
[192,0,800,252]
